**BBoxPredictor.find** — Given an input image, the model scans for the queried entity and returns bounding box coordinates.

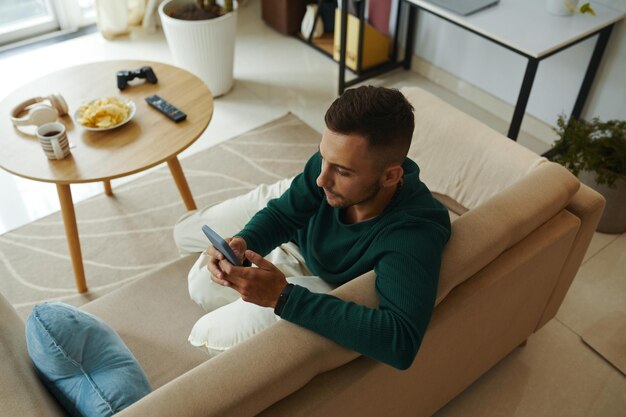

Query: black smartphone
[201,225,242,266]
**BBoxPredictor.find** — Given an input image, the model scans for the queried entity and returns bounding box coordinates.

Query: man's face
[316,128,384,209]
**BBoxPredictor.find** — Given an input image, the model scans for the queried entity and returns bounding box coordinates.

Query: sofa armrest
[536,183,606,329]
[117,272,379,417]
[0,293,66,417]
[436,161,580,304]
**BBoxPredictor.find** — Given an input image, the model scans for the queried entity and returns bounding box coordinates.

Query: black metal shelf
[297,0,410,94]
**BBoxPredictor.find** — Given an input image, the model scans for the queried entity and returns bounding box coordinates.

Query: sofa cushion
[81,255,208,390]
[111,271,378,417]
[25,302,151,417]
[0,293,66,417]
[402,86,547,210]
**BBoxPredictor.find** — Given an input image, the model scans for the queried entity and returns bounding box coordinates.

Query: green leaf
[580,2,596,15]
[547,115,626,188]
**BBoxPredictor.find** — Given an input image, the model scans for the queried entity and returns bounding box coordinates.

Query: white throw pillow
[188,276,336,356]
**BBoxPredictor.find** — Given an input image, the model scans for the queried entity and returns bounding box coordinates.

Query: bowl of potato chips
[74,97,136,131]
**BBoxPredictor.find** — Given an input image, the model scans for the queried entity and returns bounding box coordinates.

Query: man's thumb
[245,250,269,269]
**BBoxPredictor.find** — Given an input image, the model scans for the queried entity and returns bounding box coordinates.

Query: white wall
[411,0,626,128]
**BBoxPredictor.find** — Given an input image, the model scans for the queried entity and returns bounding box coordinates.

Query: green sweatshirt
[236,152,451,370]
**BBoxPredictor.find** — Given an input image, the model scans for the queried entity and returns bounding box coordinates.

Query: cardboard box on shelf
[332,9,390,72]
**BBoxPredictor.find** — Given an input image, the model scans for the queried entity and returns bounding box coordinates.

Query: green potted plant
[546,115,626,233]
[159,0,238,97]
[171,0,235,18]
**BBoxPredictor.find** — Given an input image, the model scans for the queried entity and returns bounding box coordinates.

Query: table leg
[167,156,197,211]
[103,180,113,196]
[391,0,403,61]
[571,24,614,120]
[356,0,366,74]
[403,3,417,71]
[507,57,539,141]
[56,184,88,293]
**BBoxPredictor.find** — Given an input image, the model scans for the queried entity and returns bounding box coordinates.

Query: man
[178,86,451,370]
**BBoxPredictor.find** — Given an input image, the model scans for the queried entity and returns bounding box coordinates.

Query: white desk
[402,0,625,140]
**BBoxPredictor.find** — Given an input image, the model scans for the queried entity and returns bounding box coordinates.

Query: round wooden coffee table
[0,60,214,293]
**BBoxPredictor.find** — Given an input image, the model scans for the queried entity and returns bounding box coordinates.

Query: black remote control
[145,95,187,123]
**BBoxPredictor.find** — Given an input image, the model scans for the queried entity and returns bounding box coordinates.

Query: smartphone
[201,225,242,266]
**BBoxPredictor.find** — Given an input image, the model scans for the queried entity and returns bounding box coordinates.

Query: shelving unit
[297,31,334,56]
[296,0,416,94]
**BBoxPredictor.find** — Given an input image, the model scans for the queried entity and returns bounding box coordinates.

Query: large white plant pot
[546,0,579,16]
[159,0,237,97]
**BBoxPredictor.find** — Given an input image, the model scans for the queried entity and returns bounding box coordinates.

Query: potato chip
[77,97,131,128]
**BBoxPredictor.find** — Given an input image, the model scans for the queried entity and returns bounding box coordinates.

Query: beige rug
[0,113,321,319]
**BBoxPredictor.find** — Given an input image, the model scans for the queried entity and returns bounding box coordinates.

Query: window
[77,0,96,24]
[0,0,95,46]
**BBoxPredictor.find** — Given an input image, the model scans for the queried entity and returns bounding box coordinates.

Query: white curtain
[95,0,165,39]
[389,0,398,37]
[50,0,84,31]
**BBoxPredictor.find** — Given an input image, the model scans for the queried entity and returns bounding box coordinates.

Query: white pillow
[188,276,336,356]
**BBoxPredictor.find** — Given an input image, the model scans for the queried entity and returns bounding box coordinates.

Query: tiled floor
[0,0,624,415]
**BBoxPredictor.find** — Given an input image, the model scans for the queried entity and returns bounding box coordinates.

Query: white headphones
[10,93,69,127]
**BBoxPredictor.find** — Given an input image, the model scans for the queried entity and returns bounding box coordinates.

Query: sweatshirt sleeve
[236,153,324,257]
[279,224,447,370]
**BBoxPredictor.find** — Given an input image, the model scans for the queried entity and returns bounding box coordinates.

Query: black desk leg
[571,24,614,120]
[508,57,539,141]
[404,4,417,70]
[338,1,349,95]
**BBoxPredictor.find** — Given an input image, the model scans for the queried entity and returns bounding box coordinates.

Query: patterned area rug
[0,114,321,319]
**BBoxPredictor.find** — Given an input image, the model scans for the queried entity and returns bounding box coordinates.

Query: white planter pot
[159,0,237,97]
[546,0,579,16]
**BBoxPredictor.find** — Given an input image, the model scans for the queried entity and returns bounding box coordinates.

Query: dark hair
[324,86,415,165]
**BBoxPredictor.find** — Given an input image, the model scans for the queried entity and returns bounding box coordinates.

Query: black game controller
[116,66,158,90]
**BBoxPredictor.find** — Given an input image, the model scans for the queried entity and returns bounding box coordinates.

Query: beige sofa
[1,87,605,417]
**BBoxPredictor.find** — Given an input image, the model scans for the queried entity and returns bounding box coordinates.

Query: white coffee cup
[36,122,71,160]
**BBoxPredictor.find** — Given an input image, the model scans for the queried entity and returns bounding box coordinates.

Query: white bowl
[74,98,136,131]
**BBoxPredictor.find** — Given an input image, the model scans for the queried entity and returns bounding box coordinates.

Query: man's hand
[206,236,247,284]
[211,249,288,308]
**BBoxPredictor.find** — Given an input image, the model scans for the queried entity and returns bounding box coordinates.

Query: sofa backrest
[0,292,66,417]
[402,87,547,211]
[400,86,581,303]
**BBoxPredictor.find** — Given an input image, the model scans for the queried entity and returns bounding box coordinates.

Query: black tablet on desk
[425,0,500,16]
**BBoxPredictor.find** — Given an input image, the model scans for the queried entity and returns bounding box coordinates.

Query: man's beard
[324,180,382,209]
